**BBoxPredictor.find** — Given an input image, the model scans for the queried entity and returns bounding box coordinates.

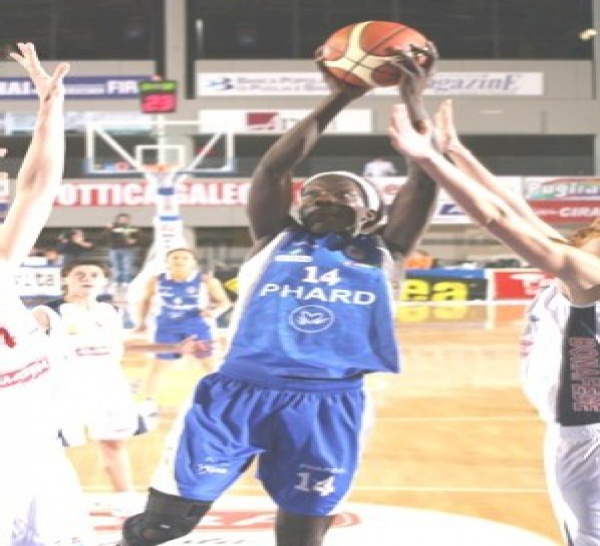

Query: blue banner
[402,268,488,301]
[0,76,151,99]
[406,268,486,279]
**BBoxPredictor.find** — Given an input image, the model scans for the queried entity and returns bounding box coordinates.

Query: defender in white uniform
[0,44,95,545]
[521,237,600,546]
[389,98,600,545]
[33,260,140,519]
[32,259,211,517]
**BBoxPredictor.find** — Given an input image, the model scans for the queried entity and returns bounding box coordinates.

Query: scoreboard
[138,80,177,114]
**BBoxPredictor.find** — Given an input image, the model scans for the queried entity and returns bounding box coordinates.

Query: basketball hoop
[143,163,180,189]
[143,163,173,173]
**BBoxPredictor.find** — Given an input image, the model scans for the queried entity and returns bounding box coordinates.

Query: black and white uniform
[521,282,600,546]
[0,267,93,545]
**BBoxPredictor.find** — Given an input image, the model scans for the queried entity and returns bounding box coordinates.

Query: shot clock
[138,80,177,114]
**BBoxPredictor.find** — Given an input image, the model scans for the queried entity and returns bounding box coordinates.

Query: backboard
[84,117,236,178]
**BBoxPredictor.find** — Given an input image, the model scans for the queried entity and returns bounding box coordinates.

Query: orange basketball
[320,20,430,88]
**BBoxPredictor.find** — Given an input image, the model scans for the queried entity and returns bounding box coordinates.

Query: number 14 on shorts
[294,472,336,496]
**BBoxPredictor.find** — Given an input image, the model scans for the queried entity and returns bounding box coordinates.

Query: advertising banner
[524,177,600,224]
[46,178,522,227]
[524,177,600,201]
[490,269,552,300]
[401,268,488,302]
[527,200,600,224]
[16,267,61,297]
[52,179,252,207]
[52,179,469,226]
[198,72,543,97]
[396,303,489,327]
[199,109,372,134]
[0,76,150,99]
[2,110,152,135]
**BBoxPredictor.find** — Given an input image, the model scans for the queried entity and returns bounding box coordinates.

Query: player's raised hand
[9,42,70,103]
[394,41,438,86]
[389,103,435,159]
[314,46,369,100]
[394,41,438,133]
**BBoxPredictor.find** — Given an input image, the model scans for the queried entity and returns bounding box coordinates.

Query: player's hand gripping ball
[320,20,431,88]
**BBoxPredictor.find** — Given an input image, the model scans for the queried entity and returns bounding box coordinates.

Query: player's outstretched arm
[125,335,214,359]
[0,43,70,267]
[434,99,564,242]
[247,49,367,243]
[388,104,600,303]
[382,44,439,255]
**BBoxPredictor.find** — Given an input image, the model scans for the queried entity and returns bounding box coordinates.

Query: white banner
[16,266,61,297]
[523,176,600,200]
[3,111,152,135]
[198,72,543,97]
[199,109,372,134]
[425,72,543,96]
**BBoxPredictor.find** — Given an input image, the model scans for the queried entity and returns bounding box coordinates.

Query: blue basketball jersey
[155,271,208,323]
[220,228,401,382]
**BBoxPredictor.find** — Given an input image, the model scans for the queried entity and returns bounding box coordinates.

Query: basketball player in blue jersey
[390,98,600,546]
[134,247,232,403]
[118,44,439,546]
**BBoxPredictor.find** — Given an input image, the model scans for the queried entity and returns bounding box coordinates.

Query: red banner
[491,269,552,300]
[54,179,252,207]
[528,200,600,224]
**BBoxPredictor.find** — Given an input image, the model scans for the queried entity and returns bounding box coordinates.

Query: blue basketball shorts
[153,372,368,516]
[153,317,213,360]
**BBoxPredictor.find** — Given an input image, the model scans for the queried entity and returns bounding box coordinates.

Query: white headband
[301,171,381,212]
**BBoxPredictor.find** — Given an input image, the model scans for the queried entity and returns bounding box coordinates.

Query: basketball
[320,21,430,88]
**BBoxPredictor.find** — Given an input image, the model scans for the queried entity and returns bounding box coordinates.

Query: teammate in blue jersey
[118,44,439,546]
[389,98,600,546]
[134,247,232,404]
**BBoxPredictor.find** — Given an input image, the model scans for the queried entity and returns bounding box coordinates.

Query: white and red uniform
[0,268,93,545]
[521,282,600,545]
[36,299,139,445]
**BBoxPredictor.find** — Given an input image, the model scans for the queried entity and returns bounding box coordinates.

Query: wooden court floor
[69,302,562,544]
